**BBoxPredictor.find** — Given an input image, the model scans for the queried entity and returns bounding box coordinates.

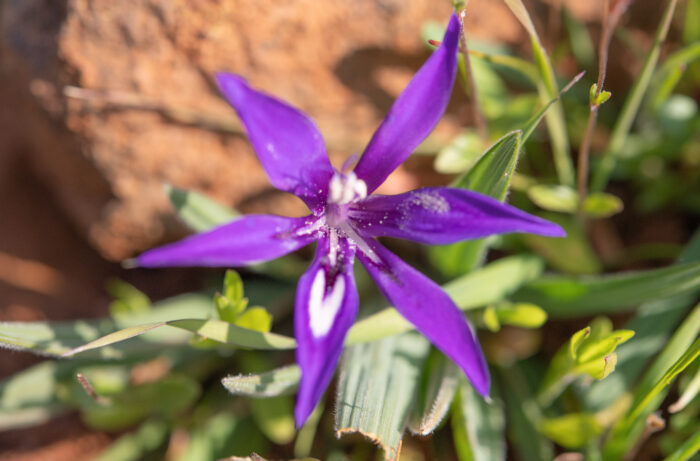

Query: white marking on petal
[308,269,345,338]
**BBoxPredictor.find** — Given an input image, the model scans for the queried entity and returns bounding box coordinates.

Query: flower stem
[458,6,488,142]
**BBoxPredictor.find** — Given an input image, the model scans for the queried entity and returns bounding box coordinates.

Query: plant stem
[591,0,679,192]
[577,0,635,215]
[458,7,488,141]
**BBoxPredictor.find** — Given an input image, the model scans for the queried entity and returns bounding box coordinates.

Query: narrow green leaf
[528,185,578,213]
[503,0,574,186]
[513,261,700,317]
[583,193,624,218]
[603,302,700,460]
[648,42,700,110]
[250,396,296,445]
[434,131,485,174]
[335,332,430,461]
[583,230,700,411]
[494,303,548,329]
[524,214,602,275]
[663,429,700,461]
[165,183,237,231]
[93,419,170,461]
[0,361,69,431]
[499,365,554,461]
[452,377,506,461]
[222,365,300,398]
[234,307,273,333]
[538,413,602,449]
[592,0,680,192]
[83,375,201,431]
[433,69,582,277]
[669,365,700,414]
[63,318,297,357]
[408,353,460,435]
[346,255,543,344]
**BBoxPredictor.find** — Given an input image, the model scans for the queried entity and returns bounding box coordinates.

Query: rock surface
[0,0,528,260]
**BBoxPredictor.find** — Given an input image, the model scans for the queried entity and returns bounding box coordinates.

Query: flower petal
[216,73,334,212]
[353,14,460,193]
[357,239,490,396]
[295,235,358,427]
[136,215,318,268]
[350,187,566,244]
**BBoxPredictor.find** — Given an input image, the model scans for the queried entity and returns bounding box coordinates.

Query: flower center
[328,172,367,206]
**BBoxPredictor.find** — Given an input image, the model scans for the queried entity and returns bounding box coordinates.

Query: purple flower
[136,14,564,427]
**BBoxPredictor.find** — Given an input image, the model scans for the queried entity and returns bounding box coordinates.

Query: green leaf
[0,293,215,358]
[93,419,170,461]
[527,185,578,213]
[524,214,602,275]
[222,365,300,398]
[434,131,485,174]
[648,42,700,110]
[174,415,267,461]
[582,193,624,218]
[235,307,273,333]
[453,131,522,197]
[250,396,296,445]
[503,0,574,186]
[499,364,553,461]
[63,318,297,357]
[432,69,582,278]
[452,377,506,461]
[538,317,634,406]
[603,303,700,460]
[538,413,602,449]
[592,0,680,192]
[408,352,460,435]
[82,375,200,431]
[0,361,69,431]
[346,255,543,344]
[663,429,700,461]
[493,303,548,329]
[107,279,151,319]
[513,261,700,317]
[165,183,237,231]
[583,230,700,411]
[335,332,430,461]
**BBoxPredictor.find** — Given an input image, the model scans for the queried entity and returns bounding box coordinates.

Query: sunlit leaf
[347,255,543,344]
[335,332,430,461]
[452,377,506,461]
[408,352,460,435]
[222,365,300,398]
[514,261,700,317]
[538,413,602,449]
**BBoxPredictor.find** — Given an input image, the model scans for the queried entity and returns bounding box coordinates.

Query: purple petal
[350,187,566,244]
[353,14,460,193]
[136,215,318,268]
[357,239,490,396]
[295,235,358,427]
[216,73,334,212]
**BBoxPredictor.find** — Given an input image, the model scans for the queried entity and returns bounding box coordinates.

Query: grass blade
[222,365,300,398]
[592,0,680,191]
[335,332,430,461]
[513,261,700,317]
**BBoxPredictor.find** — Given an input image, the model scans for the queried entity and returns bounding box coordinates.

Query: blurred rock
[0,0,528,260]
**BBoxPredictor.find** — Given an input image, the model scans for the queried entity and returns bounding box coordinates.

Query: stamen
[327,172,367,205]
